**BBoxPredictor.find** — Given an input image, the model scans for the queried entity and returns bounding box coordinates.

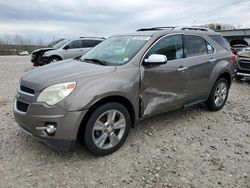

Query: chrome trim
[178,67,188,71]
[236,72,250,77]
[140,33,216,66]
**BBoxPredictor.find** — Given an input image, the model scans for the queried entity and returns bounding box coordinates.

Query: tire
[48,56,61,64]
[83,102,131,156]
[207,78,229,111]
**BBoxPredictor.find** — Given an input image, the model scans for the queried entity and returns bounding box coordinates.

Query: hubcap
[92,110,126,150]
[214,82,227,107]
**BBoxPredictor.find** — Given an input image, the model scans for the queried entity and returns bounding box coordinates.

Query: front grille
[16,101,29,112]
[20,85,35,95]
[239,60,250,70]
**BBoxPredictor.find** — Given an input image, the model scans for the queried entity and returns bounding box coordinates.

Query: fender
[208,58,233,93]
[42,50,64,60]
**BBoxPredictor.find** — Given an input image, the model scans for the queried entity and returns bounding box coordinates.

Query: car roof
[115,28,219,38]
[70,37,105,41]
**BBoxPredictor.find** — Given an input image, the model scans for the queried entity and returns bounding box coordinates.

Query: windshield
[80,35,150,65]
[53,40,69,49]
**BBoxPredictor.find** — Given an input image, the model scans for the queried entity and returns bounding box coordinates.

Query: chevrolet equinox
[14,27,235,155]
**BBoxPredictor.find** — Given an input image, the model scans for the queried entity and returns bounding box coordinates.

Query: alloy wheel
[92,110,126,150]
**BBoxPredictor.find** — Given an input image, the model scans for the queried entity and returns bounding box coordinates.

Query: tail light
[232,53,237,65]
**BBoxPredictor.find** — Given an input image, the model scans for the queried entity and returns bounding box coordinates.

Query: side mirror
[144,54,167,65]
[64,45,70,50]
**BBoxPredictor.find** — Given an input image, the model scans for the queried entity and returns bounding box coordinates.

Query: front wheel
[48,56,61,64]
[83,102,131,156]
[207,78,229,111]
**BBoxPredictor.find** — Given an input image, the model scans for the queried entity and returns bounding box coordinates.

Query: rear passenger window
[184,35,207,57]
[209,35,231,51]
[69,40,83,49]
[146,35,184,61]
[82,40,102,48]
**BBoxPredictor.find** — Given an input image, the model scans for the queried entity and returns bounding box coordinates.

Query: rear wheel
[207,78,229,111]
[83,102,130,156]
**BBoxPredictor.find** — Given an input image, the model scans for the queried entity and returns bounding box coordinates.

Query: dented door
[139,34,188,118]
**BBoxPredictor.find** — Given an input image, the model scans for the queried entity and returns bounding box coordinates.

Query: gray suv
[14,27,234,155]
[31,37,104,66]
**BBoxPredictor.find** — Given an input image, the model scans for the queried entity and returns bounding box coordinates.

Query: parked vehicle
[48,38,65,47]
[18,51,29,56]
[14,27,234,155]
[235,47,250,79]
[31,37,105,66]
[231,44,248,55]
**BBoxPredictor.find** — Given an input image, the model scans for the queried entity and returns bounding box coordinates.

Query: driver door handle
[178,66,188,72]
[210,58,217,63]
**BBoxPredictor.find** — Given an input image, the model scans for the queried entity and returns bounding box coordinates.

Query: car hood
[32,47,55,54]
[21,59,116,91]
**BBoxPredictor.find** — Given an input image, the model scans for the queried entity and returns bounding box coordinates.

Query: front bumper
[13,99,87,151]
[235,57,250,77]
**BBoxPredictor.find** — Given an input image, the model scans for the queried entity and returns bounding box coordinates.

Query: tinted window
[69,40,83,49]
[82,40,103,48]
[185,35,207,57]
[209,35,231,51]
[146,35,184,61]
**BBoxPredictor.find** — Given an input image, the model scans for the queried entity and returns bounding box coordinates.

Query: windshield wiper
[82,58,108,65]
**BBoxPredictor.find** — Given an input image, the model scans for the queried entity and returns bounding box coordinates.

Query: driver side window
[146,35,184,61]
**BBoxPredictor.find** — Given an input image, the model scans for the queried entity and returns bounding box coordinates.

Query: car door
[63,40,85,59]
[140,34,188,118]
[183,35,215,101]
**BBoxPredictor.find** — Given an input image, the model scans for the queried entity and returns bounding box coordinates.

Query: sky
[0,0,249,43]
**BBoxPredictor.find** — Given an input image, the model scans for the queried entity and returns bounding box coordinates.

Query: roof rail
[137,26,176,31]
[80,37,105,40]
[136,26,215,32]
[174,26,214,32]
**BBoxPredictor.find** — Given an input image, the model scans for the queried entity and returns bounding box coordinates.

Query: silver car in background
[31,37,105,66]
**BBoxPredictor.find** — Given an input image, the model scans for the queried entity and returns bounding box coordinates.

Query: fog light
[46,124,56,134]
[36,122,57,136]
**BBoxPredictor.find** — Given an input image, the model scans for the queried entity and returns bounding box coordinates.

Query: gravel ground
[0,56,249,188]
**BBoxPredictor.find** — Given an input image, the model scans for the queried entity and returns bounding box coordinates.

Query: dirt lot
[0,56,249,188]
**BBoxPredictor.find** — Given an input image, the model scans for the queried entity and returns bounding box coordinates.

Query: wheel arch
[49,55,63,60]
[77,95,136,140]
[216,71,232,87]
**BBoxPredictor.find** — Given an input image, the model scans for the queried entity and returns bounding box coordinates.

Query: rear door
[63,40,84,59]
[140,34,188,117]
[184,35,216,101]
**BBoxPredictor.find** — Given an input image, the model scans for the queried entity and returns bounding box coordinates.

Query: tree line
[0,34,49,46]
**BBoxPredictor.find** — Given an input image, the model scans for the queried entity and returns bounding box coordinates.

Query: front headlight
[37,82,76,105]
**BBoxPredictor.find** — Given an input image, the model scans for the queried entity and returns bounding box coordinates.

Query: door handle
[210,58,217,63]
[178,66,188,71]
